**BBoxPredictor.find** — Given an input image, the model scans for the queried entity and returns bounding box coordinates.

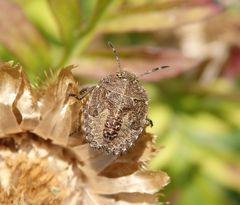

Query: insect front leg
[145,117,153,127]
[69,85,95,137]
[69,85,95,101]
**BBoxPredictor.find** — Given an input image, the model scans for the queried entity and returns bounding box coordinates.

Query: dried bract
[0,62,169,205]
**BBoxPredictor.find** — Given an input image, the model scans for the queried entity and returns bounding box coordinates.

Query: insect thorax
[100,70,147,100]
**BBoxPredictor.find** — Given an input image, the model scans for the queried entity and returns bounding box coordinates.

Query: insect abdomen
[103,115,122,141]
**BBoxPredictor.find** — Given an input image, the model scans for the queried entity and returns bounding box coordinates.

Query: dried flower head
[0,62,169,205]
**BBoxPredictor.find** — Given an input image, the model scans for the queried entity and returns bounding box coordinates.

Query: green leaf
[66,0,113,62]
[16,0,61,45]
[97,3,222,33]
[48,0,82,49]
[48,0,113,66]
[178,176,229,205]
[202,155,240,191]
[85,0,113,33]
[0,0,51,83]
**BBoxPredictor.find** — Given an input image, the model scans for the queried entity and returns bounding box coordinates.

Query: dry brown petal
[120,132,157,163]
[0,62,22,137]
[37,65,77,115]
[90,170,169,195]
[0,62,21,106]
[101,133,158,177]
[33,101,72,144]
[16,70,40,130]
[81,190,157,205]
[113,193,158,204]
[33,66,78,145]
[54,66,78,101]
[0,134,84,205]
[73,144,118,174]
[0,104,21,137]
[82,190,121,205]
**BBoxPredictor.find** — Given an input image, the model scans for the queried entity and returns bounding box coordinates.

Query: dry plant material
[0,62,170,205]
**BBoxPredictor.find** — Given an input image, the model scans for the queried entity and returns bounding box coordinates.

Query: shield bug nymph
[70,42,168,155]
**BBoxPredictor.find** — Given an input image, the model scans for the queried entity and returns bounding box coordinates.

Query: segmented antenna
[108,41,122,71]
[137,66,169,79]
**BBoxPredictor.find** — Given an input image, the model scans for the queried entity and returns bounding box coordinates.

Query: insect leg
[69,128,80,136]
[145,117,153,127]
[69,85,95,101]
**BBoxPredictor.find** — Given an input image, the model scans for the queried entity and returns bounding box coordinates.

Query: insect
[70,42,168,155]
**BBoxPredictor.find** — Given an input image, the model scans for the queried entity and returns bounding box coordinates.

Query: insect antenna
[108,41,122,71]
[137,66,169,79]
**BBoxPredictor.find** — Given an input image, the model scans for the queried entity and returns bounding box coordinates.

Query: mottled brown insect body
[68,42,168,155]
[82,70,148,155]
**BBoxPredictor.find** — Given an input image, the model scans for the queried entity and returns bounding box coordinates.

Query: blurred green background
[0,0,240,204]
